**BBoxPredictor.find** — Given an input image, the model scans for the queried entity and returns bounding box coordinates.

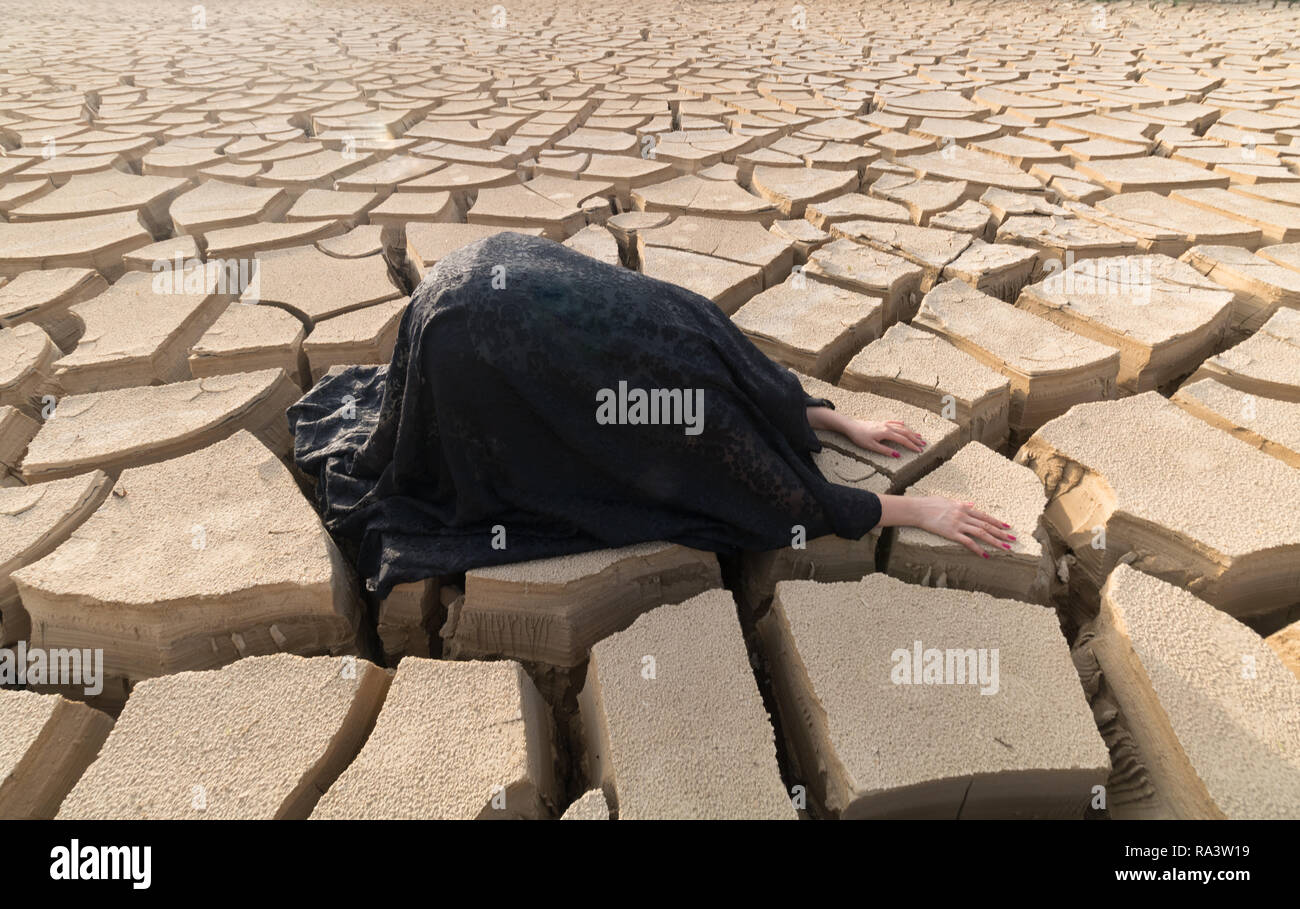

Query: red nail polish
[1008,535,1016,541]
[982,552,989,559]
[891,451,900,458]
[1002,543,1010,549]
[1002,523,1011,529]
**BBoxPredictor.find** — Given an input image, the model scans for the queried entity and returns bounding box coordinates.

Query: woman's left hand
[848,420,926,458]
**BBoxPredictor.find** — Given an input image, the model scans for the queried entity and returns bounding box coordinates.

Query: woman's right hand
[910,496,1015,558]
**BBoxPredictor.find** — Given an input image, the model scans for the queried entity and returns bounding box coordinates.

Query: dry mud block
[255,149,372,197]
[561,789,611,821]
[870,176,965,226]
[1172,188,1300,245]
[0,690,114,819]
[939,241,1038,302]
[0,211,152,282]
[1086,192,1261,258]
[317,225,385,260]
[122,235,202,274]
[405,224,545,282]
[0,323,62,418]
[1172,378,1300,469]
[1186,307,1300,402]
[169,180,291,242]
[1074,565,1300,819]
[580,590,794,820]
[796,372,961,491]
[0,268,107,352]
[738,448,889,616]
[731,274,882,382]
[805,239,924,326]
[1268,622,1300,682]
[53,268,229,394]
[13,432,362,695]
[467,180,590,239]
[994,216,1139,275]
[8,171,188,236]
[203,220,346,260]
[750,166,858,218]
[20,370,300,483]
[188,303,307,386]
[759,575,1108,818]
[841,323,1011,448]
[563,225,620,267]
[376,579,439,663]
[444,542,721,667]
[366,190,457,234]
[887,442,1052,603]
[1016,393,1300,620]
[303,298,408,382]
[246,246,402,326]
[1076,157,1228,195]
[631,174,777,226]
[914,280,1119,440]
[807,193,911,230]
[636,215,794,289]
[0,406,39,486]
[1016,255,1234,394]
[770,219,831,263]
[829,220,973,293]
[897,147,1045,199]
[638,245,764,315]
[58,654,388,819]
[0,472,112,645]
[1181,245,1300,340]
[312,658,557,819]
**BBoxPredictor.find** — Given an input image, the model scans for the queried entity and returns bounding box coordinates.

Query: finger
[885,422,927,448]
[952,532,987,558]
[964,511,1013,542]
[964,504,1012,532]
[862,439,901,458]
[963,522,1011,552]
[884,430,923,453]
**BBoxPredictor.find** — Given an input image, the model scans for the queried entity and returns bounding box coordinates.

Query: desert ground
[2,0,1300,820]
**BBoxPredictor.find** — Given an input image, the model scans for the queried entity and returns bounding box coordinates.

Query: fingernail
[891,451,900,458]
[1002,543,1010,549]
[1008,535,1016,541]
[982,552,989,559]
[1002,523,1011,529]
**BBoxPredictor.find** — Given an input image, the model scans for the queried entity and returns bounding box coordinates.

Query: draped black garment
[288,231,882,599]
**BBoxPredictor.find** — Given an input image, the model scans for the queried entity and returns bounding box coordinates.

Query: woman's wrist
[805,405,844,432]
[876,494,932,529]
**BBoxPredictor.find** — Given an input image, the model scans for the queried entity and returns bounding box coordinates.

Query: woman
[289,231,1013,599]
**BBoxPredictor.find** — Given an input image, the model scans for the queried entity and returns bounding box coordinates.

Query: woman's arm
[807,406,1015,557]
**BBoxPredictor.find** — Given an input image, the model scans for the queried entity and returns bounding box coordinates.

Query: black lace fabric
[288,232,882,598]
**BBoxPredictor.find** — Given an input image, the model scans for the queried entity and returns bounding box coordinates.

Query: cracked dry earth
[2,0,1300,821]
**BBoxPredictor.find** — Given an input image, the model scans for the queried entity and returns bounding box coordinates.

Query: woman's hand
[877,495,1016,558]
[847,420,926,458]
[805,408,926,458]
